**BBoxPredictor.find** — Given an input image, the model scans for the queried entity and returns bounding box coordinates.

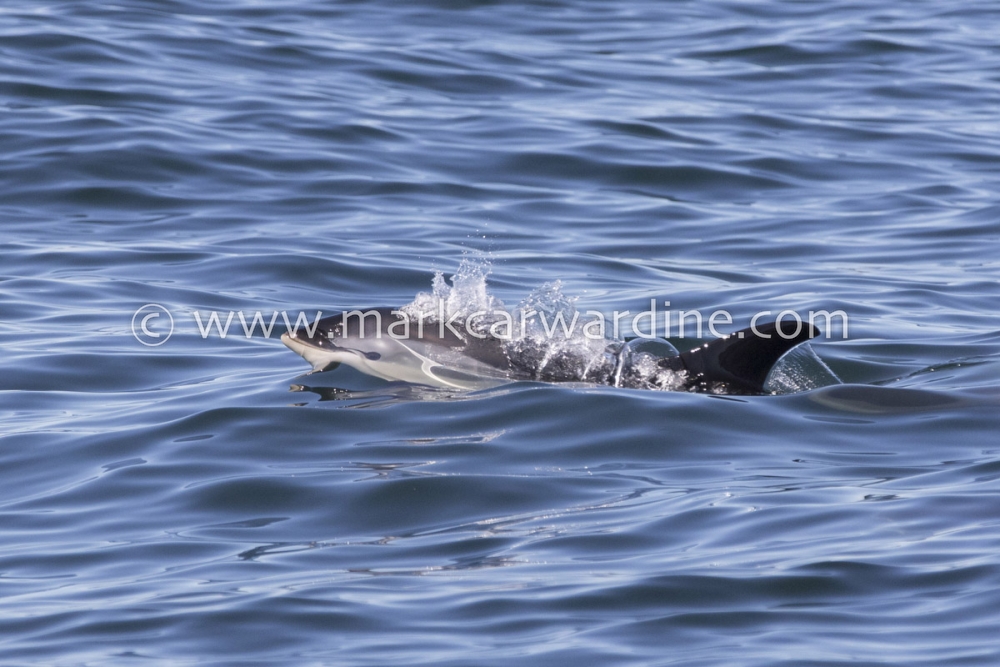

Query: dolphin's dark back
[660,320,820,394]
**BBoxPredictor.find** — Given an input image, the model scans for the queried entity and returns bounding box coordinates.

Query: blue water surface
[2,1,1000,664]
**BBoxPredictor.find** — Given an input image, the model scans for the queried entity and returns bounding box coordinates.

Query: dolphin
[281,308,820,395]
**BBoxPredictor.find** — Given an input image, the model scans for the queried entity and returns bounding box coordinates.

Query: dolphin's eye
[364,352,381,360]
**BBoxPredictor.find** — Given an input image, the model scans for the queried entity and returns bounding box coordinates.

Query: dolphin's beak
[281,332,340,373]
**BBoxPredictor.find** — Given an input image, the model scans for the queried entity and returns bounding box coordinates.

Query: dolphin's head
[281,326,347,373]
[282,308,512,389]
[281,309,395,374]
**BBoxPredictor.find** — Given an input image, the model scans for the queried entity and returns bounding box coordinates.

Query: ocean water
[3,1,1000,664]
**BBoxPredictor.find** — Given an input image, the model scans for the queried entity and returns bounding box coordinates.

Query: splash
[507,280,617,383]
[764,344,841,394]
[401,259,505,329]
[613,338,688,391]
[402,265,618,383]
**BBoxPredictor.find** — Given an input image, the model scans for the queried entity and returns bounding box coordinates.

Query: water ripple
[3,0,1000,664]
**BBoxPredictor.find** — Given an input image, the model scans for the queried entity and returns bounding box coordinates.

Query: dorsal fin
[661,320,819,394]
